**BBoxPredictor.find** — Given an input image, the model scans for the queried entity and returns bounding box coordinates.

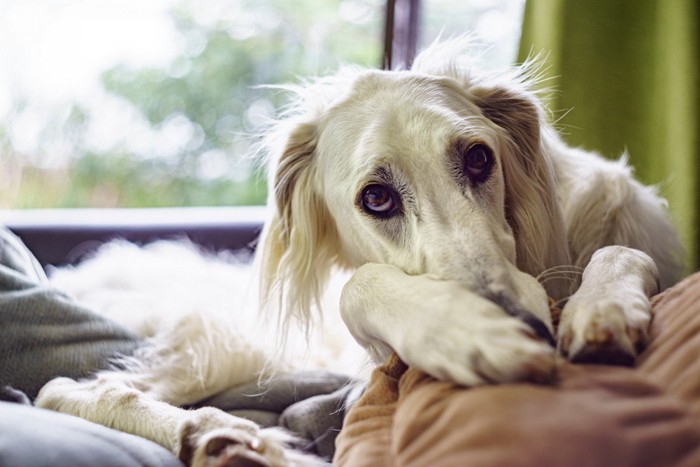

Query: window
[0,0,524,210]
[419,0,525,69]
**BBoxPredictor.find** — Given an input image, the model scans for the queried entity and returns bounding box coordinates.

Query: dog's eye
[464,144,494,182]
[361,184,398,216]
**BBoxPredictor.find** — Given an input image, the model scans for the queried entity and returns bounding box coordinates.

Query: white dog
[35,39,682,466]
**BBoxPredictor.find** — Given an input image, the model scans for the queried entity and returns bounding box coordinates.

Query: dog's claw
[520,314,556,347]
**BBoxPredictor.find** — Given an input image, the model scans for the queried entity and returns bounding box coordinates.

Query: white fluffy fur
[41,241,361,466]
[35,38,683,466]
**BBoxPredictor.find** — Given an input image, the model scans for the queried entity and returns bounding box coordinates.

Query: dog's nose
[483,291,556,346]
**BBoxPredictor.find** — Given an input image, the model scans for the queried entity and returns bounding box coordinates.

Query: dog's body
[34,40,682,466]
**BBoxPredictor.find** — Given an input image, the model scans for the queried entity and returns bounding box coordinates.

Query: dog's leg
[557,245,660,366]
[340,263,557,386]
[35,375,317,467]
[34,308,320,466]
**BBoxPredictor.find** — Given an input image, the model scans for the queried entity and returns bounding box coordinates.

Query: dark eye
[361,184,399,217]
[464,144,494,182]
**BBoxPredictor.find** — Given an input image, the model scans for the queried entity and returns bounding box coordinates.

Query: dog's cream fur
[34,39,682,466]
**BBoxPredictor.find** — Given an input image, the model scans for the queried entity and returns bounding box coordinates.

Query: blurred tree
[2,0,382,208]
[81,0,382,207]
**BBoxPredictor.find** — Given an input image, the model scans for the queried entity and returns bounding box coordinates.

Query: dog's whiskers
[554,295,573,309]
[536,266,583,284]
[537,272,581,282]
[537,265,584,275]
[536,267,583,302]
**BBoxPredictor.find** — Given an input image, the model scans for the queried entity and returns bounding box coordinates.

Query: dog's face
[260,50,571,332]
[316,72,517,286]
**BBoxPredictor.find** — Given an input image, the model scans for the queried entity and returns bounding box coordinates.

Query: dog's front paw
[401,310,557,387]
[190,428,270,467]
[180,407,320,467]
[558,299,648,367]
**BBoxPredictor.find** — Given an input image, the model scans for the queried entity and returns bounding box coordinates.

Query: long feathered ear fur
[256,70,362,334]
[257,116,343,333]
[412,38,572,299]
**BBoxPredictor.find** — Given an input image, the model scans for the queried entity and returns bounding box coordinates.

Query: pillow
[0,401,182,467]
[335,273,700,466]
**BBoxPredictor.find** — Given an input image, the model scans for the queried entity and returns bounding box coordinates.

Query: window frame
[383,0,421,69]
[1,207,265,267]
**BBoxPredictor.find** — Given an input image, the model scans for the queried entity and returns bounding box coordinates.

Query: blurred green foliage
[2,0,382,208]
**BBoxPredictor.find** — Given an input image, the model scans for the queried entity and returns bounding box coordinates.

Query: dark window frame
[2,207,265,267]
[383,0,421,70]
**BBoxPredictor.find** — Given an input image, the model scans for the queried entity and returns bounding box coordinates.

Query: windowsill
[0,206,268,227]
[0,206,268,267]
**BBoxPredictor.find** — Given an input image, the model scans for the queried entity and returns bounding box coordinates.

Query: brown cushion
[335,272,700,466]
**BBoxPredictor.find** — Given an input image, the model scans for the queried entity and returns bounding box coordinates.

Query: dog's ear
[471,86,541,160]
[470,83,572,298]
[258,119,341,330]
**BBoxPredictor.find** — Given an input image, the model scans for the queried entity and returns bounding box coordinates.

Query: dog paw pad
[195,432,270,467]
[568,319,637,366]
[568,344,636,367]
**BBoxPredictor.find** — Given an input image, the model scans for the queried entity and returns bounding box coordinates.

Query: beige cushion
[335,272,700,466]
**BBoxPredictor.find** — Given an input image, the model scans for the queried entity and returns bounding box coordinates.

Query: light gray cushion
[0,401,182,467]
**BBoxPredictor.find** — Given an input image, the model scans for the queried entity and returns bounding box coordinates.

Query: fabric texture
[334,272,700,466]
[0,227,143,400]
[518,0,700,268]
[0,401,183,467]
[197,371,358,459]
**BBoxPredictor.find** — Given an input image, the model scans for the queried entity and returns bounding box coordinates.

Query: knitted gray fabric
[0,227,142,400]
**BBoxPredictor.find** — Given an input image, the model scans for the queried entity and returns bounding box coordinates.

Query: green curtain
[518,0,700,273]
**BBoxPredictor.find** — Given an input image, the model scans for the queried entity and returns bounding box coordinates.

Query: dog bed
[4,224,700,466]
[0,227,351,466]
[334,272,700,466]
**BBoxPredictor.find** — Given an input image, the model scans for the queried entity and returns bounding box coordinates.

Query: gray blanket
[0,227,142,400]
[0,227,357,464]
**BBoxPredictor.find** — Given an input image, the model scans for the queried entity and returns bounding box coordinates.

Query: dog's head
[259,40,571,329]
